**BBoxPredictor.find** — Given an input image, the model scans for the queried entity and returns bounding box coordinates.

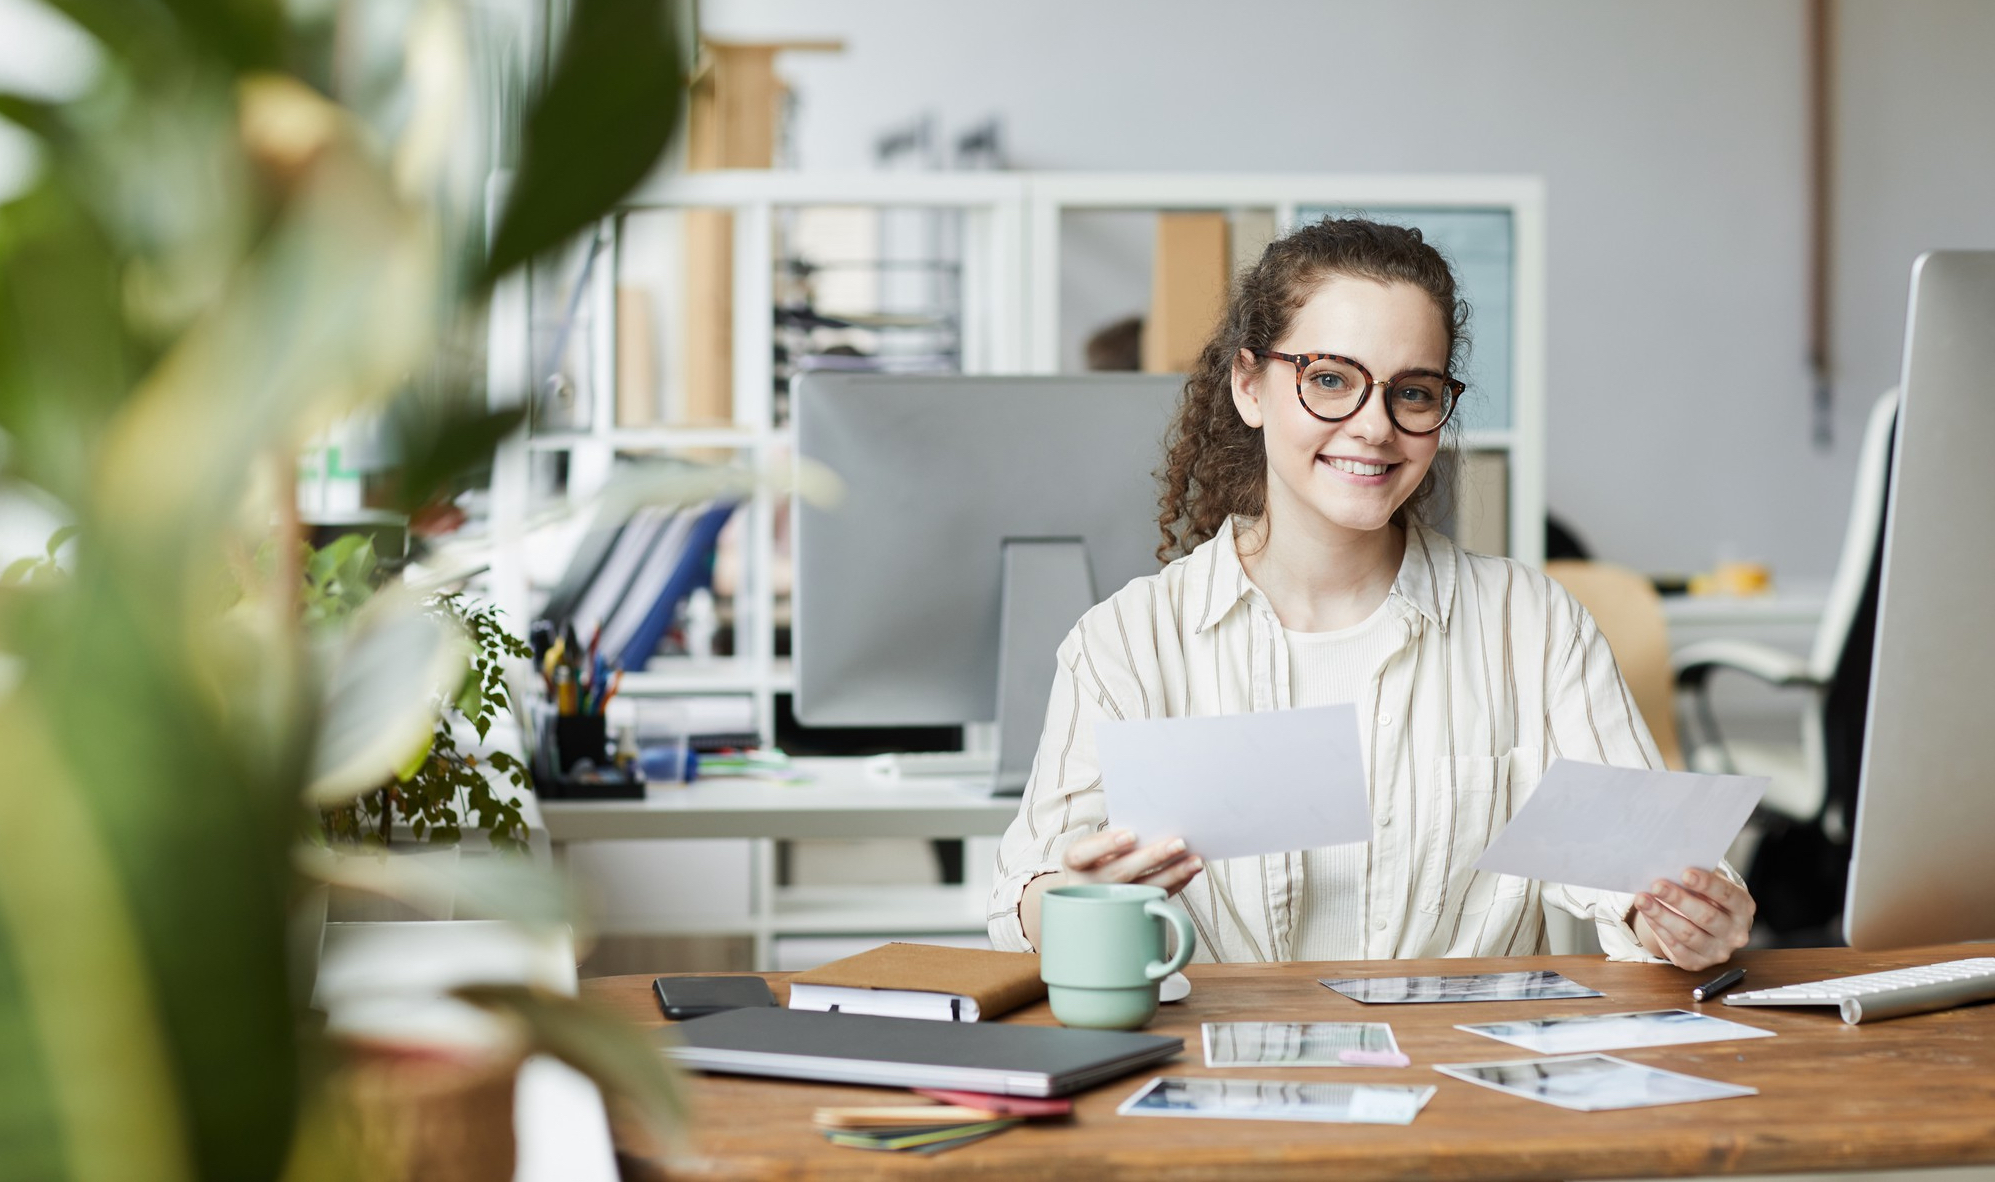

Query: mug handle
[1142,899,1196,981]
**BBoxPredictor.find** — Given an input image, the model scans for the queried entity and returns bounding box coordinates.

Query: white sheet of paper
[1096,705,1370,861]
[1472,759,1766,893]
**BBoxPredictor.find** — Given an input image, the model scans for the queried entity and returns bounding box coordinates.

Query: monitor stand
[992,539,1096,796]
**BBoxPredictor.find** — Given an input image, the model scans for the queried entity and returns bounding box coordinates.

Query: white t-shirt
[1282,600,1402,961]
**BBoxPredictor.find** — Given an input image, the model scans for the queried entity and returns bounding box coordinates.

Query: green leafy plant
[320,581,536,853]
[300,534,379,628]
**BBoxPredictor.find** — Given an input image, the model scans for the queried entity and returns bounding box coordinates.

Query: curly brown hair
[1154,217,1470,563]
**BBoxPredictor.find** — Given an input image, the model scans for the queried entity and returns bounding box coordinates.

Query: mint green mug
[1038,883,1196,1030]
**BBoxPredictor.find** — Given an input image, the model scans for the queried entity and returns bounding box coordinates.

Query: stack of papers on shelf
[539,500,738,672]
[786,943,1046,1022]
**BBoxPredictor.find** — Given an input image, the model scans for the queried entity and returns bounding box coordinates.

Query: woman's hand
[1632,867,1756,972]
[1059,828,1204,895]
[1019,829,1205,949]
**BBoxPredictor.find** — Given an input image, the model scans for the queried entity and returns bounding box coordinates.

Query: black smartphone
[652,975,778,1021]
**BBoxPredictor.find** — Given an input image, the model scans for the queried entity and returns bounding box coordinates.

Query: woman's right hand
[1058,828,1204,896]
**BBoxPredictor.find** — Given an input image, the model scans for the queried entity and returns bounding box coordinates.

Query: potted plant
[0,0,698,1176]
[308,535,534,856]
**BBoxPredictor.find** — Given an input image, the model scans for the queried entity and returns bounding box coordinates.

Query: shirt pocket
[1419,751,1533,916]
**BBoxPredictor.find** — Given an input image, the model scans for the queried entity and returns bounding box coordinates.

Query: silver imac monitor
[1844,250,1995,949]
[792,373,1182,794]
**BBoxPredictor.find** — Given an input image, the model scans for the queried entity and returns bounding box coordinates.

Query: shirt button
[1378,713,1393,727]
[1371,918,1389,931]
[1378,815,1393,828]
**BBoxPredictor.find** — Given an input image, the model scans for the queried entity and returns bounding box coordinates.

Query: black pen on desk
[1692,967,1746,1002]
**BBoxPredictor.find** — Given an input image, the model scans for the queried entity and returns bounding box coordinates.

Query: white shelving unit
[491,171,1547,733]
[487,171,1548,967]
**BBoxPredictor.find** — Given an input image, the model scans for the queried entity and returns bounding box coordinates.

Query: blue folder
[614,500,737,672]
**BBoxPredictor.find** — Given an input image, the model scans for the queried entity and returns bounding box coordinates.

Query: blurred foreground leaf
[0,700,193,1181]
[0,185,140,505]
[308,592,468,805]
[50,0,284,77]
[382,394,526,514]
[455,984,687,1141]
[482,0,683,283]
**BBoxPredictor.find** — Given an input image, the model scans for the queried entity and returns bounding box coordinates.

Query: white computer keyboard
[864,751,996,779]
[1722,956,1995,1024]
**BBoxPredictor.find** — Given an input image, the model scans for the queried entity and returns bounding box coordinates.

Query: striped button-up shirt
[988,516,1690,964]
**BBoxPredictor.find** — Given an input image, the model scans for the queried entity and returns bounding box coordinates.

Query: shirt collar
[1188,516,1457,635]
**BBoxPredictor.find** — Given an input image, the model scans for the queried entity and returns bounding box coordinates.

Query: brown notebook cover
[787,943,1046,1022]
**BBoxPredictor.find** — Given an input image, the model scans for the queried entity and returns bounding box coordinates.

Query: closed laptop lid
[663,1007,1183,1098]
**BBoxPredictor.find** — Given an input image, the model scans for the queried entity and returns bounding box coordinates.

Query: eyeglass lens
[1297,357,1455,431]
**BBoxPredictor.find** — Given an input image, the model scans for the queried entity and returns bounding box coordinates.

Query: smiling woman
[991,217,1760,974]
[1157,218,1471,566]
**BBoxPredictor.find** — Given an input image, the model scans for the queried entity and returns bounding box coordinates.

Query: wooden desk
[583,944,1995,1180]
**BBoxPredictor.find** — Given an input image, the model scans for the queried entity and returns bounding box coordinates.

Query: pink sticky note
[1338,1049,1412,1067]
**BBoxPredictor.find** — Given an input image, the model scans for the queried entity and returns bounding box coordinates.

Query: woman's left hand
[1631,867,1756,972]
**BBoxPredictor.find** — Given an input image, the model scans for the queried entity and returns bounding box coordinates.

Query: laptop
[662,1007,1183,1097]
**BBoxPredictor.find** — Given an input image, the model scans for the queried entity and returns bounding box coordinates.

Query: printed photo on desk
[1321,970,1602,1004]
[1202,1021,1405,1068]
[1119,1077,1436,1125]
[1435,1053,1757,1111]
[1456,1009,1774,1055]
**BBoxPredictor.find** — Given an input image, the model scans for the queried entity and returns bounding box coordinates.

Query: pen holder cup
[537,713,641,800]
[551,714,608,776]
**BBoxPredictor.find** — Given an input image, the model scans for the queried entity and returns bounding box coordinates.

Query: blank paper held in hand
[1472,759,1766,893]
[1095,704,1371,861]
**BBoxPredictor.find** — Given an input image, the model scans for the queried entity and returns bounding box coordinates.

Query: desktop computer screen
[1844,250,1995,950]
[791,373,1182,793]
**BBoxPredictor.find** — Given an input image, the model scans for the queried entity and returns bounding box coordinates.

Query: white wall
[1833,1,1995,430]
[704,0,1991,583]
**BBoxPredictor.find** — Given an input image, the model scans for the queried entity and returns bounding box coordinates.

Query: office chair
[1671,388,1897,941]
[1537,559,1685,957]
[1543,559,1685,771]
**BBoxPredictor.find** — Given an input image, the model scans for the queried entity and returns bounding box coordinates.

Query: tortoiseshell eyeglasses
[1250,349,1464,436]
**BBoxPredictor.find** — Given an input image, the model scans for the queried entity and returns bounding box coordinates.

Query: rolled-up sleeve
[1536,597,1745,963]
[987,623,1120,952]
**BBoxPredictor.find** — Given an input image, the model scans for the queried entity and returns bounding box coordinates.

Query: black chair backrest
[1746,414,1894,943]
[1819,417,1893,838]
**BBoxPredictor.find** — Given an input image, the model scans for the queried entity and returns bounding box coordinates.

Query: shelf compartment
[769,882,985,935]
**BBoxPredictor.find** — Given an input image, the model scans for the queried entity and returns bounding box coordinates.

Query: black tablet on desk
[662,1007,1182,1097]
